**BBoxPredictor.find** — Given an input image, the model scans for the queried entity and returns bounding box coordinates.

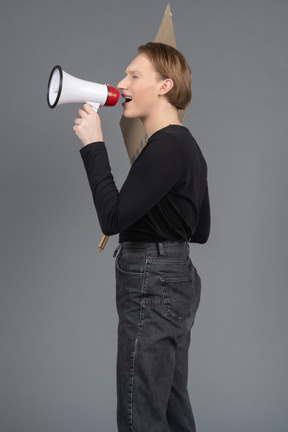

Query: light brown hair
[138,42,192,110]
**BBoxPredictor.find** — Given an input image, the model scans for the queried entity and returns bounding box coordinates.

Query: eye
[132,75,139,79]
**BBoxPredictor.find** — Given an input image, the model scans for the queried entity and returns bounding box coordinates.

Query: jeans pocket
[115,250,146,276]
[161,272,201,325]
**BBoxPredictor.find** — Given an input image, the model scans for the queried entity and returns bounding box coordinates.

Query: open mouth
[122,94,133,106]
[122,96,132,108]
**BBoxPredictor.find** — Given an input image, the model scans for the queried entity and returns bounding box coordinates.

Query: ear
[159,78,174,95]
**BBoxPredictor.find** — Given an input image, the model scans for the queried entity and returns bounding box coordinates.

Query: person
[73,42,210,432]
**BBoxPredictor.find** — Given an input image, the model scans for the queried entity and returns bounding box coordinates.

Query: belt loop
[158,242,164,256]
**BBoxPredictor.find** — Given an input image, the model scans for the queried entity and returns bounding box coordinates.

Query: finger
[83,103,94,113]
[78,104,92,117]
[77,107,86,117]
[84,103,100,118]
[78,104,90,115]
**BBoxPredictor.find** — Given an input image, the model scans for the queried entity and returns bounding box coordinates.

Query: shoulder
[151,125,202,162]
[151,125,198,148]
[132,126,185,176]
[153,125,208,175]
[145,125,191,156]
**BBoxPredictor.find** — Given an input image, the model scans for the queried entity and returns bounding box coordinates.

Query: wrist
[82,140,104,147]
[82,135,103,146]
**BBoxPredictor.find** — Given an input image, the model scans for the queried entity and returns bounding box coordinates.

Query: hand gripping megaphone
[47,65,119,111]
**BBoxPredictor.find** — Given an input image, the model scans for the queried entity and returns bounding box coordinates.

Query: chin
[123,110,138,119]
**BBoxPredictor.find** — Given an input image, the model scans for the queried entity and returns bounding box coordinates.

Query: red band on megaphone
[105,85,120,106]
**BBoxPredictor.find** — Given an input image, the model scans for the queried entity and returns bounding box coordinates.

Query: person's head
[137,42,192,110]
[117,42,191,120]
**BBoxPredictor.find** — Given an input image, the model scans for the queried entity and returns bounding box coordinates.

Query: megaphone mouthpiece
[47,65,119,111]
[106,84,120,107]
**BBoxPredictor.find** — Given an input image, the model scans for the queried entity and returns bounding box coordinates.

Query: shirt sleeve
[80,135,183,236]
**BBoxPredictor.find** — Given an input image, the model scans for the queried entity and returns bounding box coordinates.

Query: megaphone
[47,65,119,111]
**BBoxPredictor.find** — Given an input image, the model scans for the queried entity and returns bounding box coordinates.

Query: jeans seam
[128,257,149,431]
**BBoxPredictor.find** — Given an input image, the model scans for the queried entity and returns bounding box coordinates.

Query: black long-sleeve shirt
[80,124,210,244]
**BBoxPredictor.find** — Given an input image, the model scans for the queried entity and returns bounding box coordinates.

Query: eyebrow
[125,68,142,75]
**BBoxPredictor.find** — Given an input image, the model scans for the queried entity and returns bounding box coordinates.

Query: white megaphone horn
[47,65,120,111]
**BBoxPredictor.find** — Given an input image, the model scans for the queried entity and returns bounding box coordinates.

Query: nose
[117,76,127,89]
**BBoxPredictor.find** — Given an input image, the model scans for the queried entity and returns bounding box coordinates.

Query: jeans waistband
[114,241,189,258]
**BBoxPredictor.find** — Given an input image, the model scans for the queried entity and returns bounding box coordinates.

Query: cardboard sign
[99,4,186,251]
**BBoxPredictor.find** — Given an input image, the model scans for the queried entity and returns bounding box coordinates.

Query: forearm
[80,142,121,235]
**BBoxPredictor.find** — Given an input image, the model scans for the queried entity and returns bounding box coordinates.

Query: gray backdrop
[1,0,287,431]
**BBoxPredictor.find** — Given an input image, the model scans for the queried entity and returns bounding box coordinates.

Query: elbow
[97,207,123,236]
[99,218,120,237]
[100,225,118,237]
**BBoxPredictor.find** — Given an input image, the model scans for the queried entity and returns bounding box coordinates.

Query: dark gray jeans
[114,241,201,432]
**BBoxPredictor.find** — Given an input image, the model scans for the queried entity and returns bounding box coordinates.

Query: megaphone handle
[87,102,100,112]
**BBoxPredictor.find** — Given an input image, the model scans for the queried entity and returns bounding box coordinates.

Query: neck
[141,103,183,138]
